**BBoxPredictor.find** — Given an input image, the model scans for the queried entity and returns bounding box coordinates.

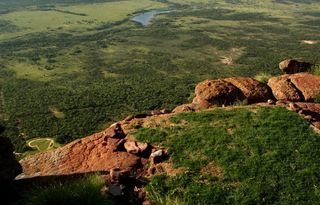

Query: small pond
[131,10,170,26]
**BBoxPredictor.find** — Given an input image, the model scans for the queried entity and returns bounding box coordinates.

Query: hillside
[3,69,318,205]
[0,0,320,204]
[1,0,320,152]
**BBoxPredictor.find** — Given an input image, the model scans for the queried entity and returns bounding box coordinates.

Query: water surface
[131,10,170,26]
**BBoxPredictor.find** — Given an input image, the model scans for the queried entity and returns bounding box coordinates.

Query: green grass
[22,174,114,205]
[254,72,272,83]
[27,138,60,150]
[135,107,320,204]
[312,65,320,76]
[20,138,61,157]
[315,94,320,103]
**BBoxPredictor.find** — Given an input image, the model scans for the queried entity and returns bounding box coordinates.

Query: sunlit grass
[135,107,320,204]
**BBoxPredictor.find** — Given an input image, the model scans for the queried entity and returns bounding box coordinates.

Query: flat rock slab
[18,127,141,179]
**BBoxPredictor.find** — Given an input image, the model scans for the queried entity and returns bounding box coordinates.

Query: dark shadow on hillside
[2,171,149,205]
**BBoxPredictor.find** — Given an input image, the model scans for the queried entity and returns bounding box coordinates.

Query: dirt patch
[227,128,234,135]
[220,47,244,65]
[221,56,233,65]
[153,162,186,176]
[200,161,223,177]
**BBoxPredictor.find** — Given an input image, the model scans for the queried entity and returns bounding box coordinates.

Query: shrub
[312,65,320,76]
[254,72,272,83]
[315,93,320,103]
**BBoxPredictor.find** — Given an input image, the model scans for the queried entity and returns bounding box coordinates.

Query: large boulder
[224,77,273,104]
[0,137,22,183]
[279,59,314,74]
[268,73,320,102]
[268,75,303,102]
[194,79,244,106]
[289,73,320,102]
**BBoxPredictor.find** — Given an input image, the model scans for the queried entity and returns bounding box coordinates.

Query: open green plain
[0,0,320,151]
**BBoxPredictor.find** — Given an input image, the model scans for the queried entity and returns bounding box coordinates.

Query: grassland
[0,0,167,40]
[135,107,320,204]
[0,0,319,152]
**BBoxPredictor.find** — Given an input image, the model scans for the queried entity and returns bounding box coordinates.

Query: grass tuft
[254,72,272,83]
[23,175,113,205]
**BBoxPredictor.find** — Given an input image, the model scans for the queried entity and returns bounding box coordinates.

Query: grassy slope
[135,107,320,204]
[19,175,114,205]
[0,0,320,151]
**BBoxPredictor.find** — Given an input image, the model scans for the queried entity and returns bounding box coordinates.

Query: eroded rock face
[268,73,320,102]
[224,77,273,104]
[18,125,142,179]
[0,137,22,183]
[195,79,244,106]
[279,59,314,74]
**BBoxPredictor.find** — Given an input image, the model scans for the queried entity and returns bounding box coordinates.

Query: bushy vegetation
[135,107,320,204]
[0,0,319,152]
[312,65,320,76]
[22,175,113,205]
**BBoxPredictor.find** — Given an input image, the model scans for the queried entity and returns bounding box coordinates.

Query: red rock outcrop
[289,73,320,101]
[18,125,143,179]
[194,79,244,106]
[224,77,273,104]
[268,75,303,101]
[279,59,314,74]
[268,73,320,102]
[192,77,273,109]
[0,137,22,183]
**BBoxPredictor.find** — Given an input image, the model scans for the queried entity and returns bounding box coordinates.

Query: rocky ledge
[173,73,320,113]
[18,123,163,179]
